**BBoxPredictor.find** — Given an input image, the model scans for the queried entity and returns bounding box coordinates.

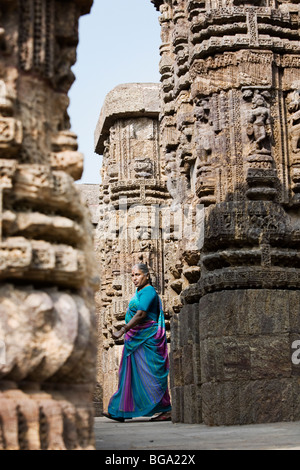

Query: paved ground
[95,417,300,451]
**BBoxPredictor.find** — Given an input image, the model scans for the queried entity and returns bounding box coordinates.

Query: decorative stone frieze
[151,0,300,425]
[0,0,98,450]
[94,83,174,411]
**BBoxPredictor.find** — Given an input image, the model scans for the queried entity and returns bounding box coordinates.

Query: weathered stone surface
[74,0,300,428]
[94,83,161,155]
[93,83,173,412]
[0,0,98,450]
[78,184,101,226]
[150,0,300,426]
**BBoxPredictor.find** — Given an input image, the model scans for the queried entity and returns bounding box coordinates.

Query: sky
[69,0,161,184]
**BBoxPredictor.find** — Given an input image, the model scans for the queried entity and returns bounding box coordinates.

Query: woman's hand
[111,310,146,340]
[112,327,125,340]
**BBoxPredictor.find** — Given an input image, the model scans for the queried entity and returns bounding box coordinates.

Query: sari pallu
[108,293,171,419]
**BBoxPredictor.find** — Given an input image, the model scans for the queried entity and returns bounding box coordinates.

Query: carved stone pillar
[152,0,300,425]
[94,83,172,411]
[0,0,98,449]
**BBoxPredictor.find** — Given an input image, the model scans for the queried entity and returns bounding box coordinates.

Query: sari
[108,285,171,419]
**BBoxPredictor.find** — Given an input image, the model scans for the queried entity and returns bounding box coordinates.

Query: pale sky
[69,0,161,184]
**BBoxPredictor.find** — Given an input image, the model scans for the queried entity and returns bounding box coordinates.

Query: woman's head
[131,264,152,289]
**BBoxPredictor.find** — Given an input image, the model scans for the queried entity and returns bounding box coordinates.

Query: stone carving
[133,158,154,179]
[0,0,98,450]
[287,90,300,153]
[242,89,278,201]
[194,97,216,204]
[287,89,300,203]
[94,83,172,411]
[150,0,300,426]
[246,90,271,154]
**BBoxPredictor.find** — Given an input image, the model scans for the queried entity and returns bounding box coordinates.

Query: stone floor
[95,417,300,450]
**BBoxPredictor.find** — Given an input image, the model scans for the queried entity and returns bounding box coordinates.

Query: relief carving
[94,83,171,411]
[245,90,272,155]
[0,0,97,450]
[151,0,300,426]
[194,98,216,205]
[287,89,300,203]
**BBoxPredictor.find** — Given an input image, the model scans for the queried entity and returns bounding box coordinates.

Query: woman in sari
[102,264,172,422]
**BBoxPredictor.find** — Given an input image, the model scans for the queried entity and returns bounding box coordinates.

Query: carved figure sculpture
[151,0,300,426]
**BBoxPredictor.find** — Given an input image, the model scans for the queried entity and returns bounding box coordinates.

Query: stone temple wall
[150,0,300,425]
[94,83,175,412]
[0,0,99,450]
[78,183,102,415]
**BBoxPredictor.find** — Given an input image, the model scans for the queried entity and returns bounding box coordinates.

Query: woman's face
[131,267,149,289]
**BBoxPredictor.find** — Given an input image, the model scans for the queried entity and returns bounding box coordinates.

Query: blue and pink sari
[108,285,171,419]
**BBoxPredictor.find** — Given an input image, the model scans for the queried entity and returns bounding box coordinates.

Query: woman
[103,264,172,422]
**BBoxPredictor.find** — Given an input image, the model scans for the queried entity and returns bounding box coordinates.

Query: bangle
[121,326,127,334]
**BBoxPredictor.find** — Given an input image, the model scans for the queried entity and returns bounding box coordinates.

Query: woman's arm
[112,310,147,340]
